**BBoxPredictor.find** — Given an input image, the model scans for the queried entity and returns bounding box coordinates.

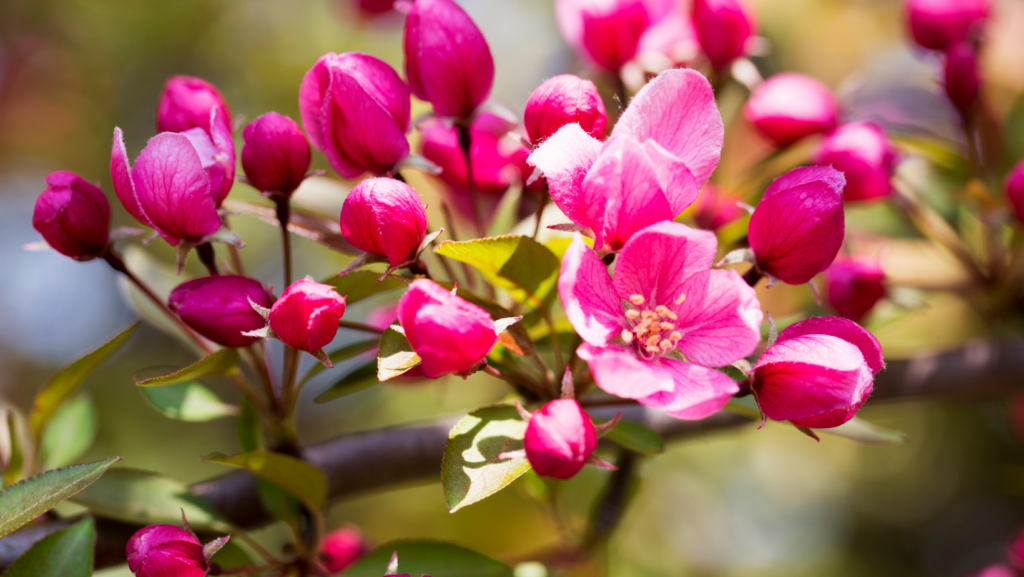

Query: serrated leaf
[315,361,379,404]
[378,328,421,381]
[139,382,238,422]
[322,270,405,306]
[817,417,909,445]
[224,199,359,255]
[442,404,530,513]
[136,348,240,387]
[435,236,559,310]
[0,456,120,539]
[31,322,139,437]
[602,420,664,455]
[202,451,327,512]
[41,394,97,470]
[1,517,94,577]
[342,540,512,577]
[300,339,379,386]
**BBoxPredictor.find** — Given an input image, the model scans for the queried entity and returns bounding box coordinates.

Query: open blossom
[813,122,897,202]
[692,0,757,71]
[524,399,597,480]
[32,171,110,261]
[169,275,276,348]
[529,68,724,253]
[524,75,607,145]
[318,528,369,574]
[269,279,347,353]
[242,112,311,195]
[562,221,762,419]
[300,52,411,178]
[1007,160,1024,226]
[944,42,981,119]
[905,0,990,52]
[340,177,427,267]
[691,184,744,232]
[824,258,886,323]
[126,525,208,577]
[744,73,839,147]
[752,316,885,428]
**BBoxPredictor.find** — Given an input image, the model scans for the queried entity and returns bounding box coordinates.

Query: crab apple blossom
[691,184,744,232]
[561,221,761,419]
[824,258,886,323]
[524,399,598,480]
[269,279,347,353]
[32,171,110,261]
[554,0,650,73]
[744,73,839,147]
[299,52,411,179]
[126,525,208,577]
[1007,160,1024,226]
[318,528,369,574]
[169,275,276,348]
[752,316,885,428]
[524,74,607,145]
[944,42,981,118]
[340,177,427,267]
[905,0,990,52]
[692,0,757,71]
[813,122,897,202]
[242,112,311,196]
[401,0,493,119]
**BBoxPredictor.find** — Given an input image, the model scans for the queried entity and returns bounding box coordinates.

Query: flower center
[621,293,685,359]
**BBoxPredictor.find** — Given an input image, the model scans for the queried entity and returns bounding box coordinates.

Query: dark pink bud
[32,171,110,261]
[555,0,650,73]
[156,76,232,134]
[748,166,846,285]
[524,399,597,480]
[824,258,886,323]
[692,0,757,70]
[744,73,839,147]
[269,279,347,353]
[318,528,369,574]
[126,525,207,577]
[402,0,494,119]
[944,42,981,118]
[691,184,744,231]
[1009,528,1024,570]
[812,122,898,202]
[524,74,607,144]
[169,275,276,348]
[906,0,990,52]
[242,113,311,195]
[340,177,428,267]
[1006,160,1024,226]
[356,0,397,16]
[396,280,496,378]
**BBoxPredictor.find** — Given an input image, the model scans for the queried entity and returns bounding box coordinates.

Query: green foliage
[378,328,421,381]
[1,517,94,577]
[315,361,379,404]
[442,404,530,513]
[139,381,238,421]
[603,420,665,455]
[343,540,512,577]
[202,451,327,512]
[2,410,27,486]
[237,399,263,453]
[40,394,97,470]
[322,270,405,305]
[300,338,379,386]
[435,236,560,310]
[135,348,240,386]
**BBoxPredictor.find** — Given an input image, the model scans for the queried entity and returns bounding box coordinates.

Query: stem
[441,203,477,290]
[223,215,246,275]
[539,308,563,387]
[742,267,763,287]
[337,320,384,334]
[197,243,220,275]
[483,364,545,398]
[245,346,277,406]
[279,346,301,447]
[581,449,636,551]
[275,199,293,286]
[532,182,549,240]
[457,123,486,239]
[612,75,628,124]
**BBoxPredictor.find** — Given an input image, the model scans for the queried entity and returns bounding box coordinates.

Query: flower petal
[110,127,149,226]
[558,234,624,347]
[778,316,885,373]
[637,360,739,420]
[613,220,718,308]
[299,54,332,152]
[577,343,676,398]
[671,269,763,367]
[527,123,602,226]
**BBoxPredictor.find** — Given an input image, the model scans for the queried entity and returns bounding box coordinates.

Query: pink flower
[528,68,724,253]
[340,177,428,267]
[692,0,757,71]
[269,279,347,353]
[944,42,981,119]
[691,184,744,232]
[318,528,369,574]
[561,221,762,419]
[813,122,897,202]
[32,171,110,261]
[402,0,493,119]
[1007,160,1024,226]
[299,52,411,179]
[242,112,311,195]
[126,525,207,577]
[752,316,885,428]
[396,280,497,378]
[965,566,1015,577]
[905,0,990,52]
[524,399,597,480]
[1009,529,1024,570]
[169,275,276,348]
[824,258,886,323]
[744,73,839,147]
[524,74,607,145]
[747,166,846,285]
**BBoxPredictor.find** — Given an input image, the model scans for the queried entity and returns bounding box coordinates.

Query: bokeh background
[3,0,1024,575]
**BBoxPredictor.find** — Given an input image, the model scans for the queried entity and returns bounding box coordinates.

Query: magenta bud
[752,316,884,429]
[318,528,369,574]
[692,184,744,232]
[32,171,110,261]
[748,166,845,285]
[906,0,990,52]
[396,280,497,379]
[1009,529,1024,571]
[744,73,839,147]
[242,113,311,195]
[824,258,886,323]
[269,279,347,353]
[169,275,276,348]
[524,74,607,144]
[340,177,428,267]
[1007,160,1024,226]
[300,52,411,179]
[126,525,207,577]
[402,0,494,119]
[812,122,898,202]
[555,0,651,73]
[944,41,981,119]
[156,76,232,134]
[692,0,757,71]
[524,399,597,480]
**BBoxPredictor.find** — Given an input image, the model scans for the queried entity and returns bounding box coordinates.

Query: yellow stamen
[669,331,682,342]
[625,309,640,320]
[675,293,687,305]
[660,322,675,330]
[629,294,645,306]
[645,345,660,354]
[659,339,673,351]
[621,329,634,343]
[666,311,679,321]
[655,305,670,317]
[646,335,661,347]
[641,310,654,319]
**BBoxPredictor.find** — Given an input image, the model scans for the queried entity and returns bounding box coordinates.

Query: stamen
[641,310,654,320]
[621,329,634,343]
[629,294,645,306]
[625,309,640,321]
[669,331,682,342]
[660,322,675,330]
[666,310,679,321]
[645,335,661,347]
[645,345,660,354]
[655,305,670,317]
[659,339,673,351]
[675,293,687,305]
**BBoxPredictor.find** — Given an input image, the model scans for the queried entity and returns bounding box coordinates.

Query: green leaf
[0,456,120,539]
[300,339,379,386]
[237,399,263,453]
[315,361,379,404]
[30,322,139,437]
[2,409,27,486]
[435,236,559,310]
[136,348,240,387]
[1,517,94,577]
[343,540,512,577]
[378,328,421,381]
[202,451,327,512]
[139,381,238,421]
[256,479,302,531]
[442,404,530,513]
[603,420,665,455]
[323,270,405,305]
[40,394,97,470]
[817,417,909,445]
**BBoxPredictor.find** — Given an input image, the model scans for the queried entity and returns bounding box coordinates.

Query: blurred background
[2,0,1024,575]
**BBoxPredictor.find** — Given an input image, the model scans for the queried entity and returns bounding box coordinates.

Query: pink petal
[778,316,885,374]
[641,139,700,211]
[209,106,236,205]
[527,123,602,226]
[410,303,497,378]
[637,360,739,419]
[577,343,676,398]
[671,269,763,367]
[613,220,717,308]
[110,127,150,226]
[299,54,332,152]
[558,234,625,347]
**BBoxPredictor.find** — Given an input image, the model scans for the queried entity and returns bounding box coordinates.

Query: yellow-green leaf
[343,540,511,577]
[136,348,240,387]
[300,339,379,386]
[435,236,559,310]
[377,328,420,381]
[322,271,404,305]
[315,361,379,404]
[201,451,327,512]
[1,517,94,577]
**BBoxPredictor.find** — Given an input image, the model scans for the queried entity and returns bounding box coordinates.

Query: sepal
[586,453,618,471]
[202,534,231,563]
[592,412,622,437]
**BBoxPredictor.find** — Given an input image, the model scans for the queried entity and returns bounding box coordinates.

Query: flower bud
[748,166,846,285]
[692,0,757,71]
[269,279,347,353]
[1009,529,1024,571]
[318,528,369,574]
[905,0,990,52]
[169,275,276,348]
[32,171,110,261]
[1006,160,1024,226]
[812,122,898,202]
[126,525,207,577]
[524,399,597,480]
[555,0,651,73]
[967,566,1015,577]
[396,280,497,378]
[824,258,886,323]
[299,52,411,179]
[156,76,232,134]
[524,74,607,145]
[692,184,745,232]
[242,112,311,195]
[402,0,494,119]
[744,73,839,147]
[752,316,884,429]
[340,177,427,267]
[944,41,981,119]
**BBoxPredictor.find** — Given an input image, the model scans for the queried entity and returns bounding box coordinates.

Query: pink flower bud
[748,166,846,285]
[356,0,397,17]
[692,0,757,71]
[242,112,311,195]
[752,316,884,429]
[169,275,276,348]
[1009,529,1024,570]
[555,0,651,73]
[691,184,744,231]
[966,566,1015,577]
[1007,160,1024,226]
[744,73,839,147]
[396,280,497,378]
[402,0,494,119]
[318,528,369,574]
[340,177,428,267]
[126,525,207,577]
[299,52,411,179]
[524,75,607,145]
[944,42,981,119]
[32,171,110,261]
[524,399,597,480]
[812,122,898,202]
[905,0,990,52]
[824,258,886,323]
[269,279,347,353]
[156,76,232,135]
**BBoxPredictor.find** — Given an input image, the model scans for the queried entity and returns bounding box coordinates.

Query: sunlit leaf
[817,416,909,445]
[1,517,94,577]
[602,420,664,455]
[378,328,421,381]
[442,404,530,513]
[315,361,379,404]
[435,236,559,310]
[300,339,379,386]
[343,540,512,577]
[41,394,98,470]
[322,271,405,305]
[202,451,327,512]
[136,348,240,387]
[139,382,238,421]
[224,199,359,255]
